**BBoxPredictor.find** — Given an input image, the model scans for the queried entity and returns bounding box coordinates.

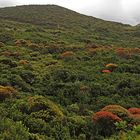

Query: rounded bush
[15,39,28,47]
[101,105,131,119]
[128,108,140,115]
[0,86,17,101]
[17,96,64,121]
[19,60,29,65]
[93,111,121,122]
[101,70,111,73]
[105,63,118,71]
[93,111,121,136]
[60,51,75,60]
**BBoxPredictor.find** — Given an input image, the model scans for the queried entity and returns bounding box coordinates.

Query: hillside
[0,5,140,140]
[0,5,140,47]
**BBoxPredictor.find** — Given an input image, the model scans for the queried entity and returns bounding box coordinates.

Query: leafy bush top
[101,70,111,73]
[0,86,17,101]
[60,51,75,59]
[128,108,140,115]
[93,111,122,122]
[101,105,131,118]
[17,96,64,120]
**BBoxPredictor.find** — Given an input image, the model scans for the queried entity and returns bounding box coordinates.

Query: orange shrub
[0,86,17,101]
[19,60,29,65]
[101,105,131,119]
[105,63,118,71]
[101,70,111,73]
[15,39,28,46]
[93,111,122,122]
[60,51,75,59]
[128,108,140,115]
[115,48,131,59]
[93,111,122,136]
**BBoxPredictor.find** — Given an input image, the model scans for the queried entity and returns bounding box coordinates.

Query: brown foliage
[115,48,131,59]
[0,86,17,101]
[101,105,131,119]
[1,51,20,58]
[60,51,75,59]
[15,39,28,46]
[19,60,29,65]
[128,108,140,115]
[0,42,5,47]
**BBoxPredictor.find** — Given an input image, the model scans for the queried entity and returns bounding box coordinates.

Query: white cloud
[0,0,17,7]
[0,0,140,25]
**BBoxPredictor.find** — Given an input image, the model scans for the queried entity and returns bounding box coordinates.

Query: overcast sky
[0,0,140,25]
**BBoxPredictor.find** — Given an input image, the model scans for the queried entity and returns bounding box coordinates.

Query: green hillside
[0,5,140,47]
[0,5,140,140]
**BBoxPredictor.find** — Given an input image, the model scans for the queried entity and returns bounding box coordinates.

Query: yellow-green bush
[0,86,17,101]
[17,96,64,121]
[101,105,131,119]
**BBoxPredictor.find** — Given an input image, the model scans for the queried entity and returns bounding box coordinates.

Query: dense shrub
[130,114,140,125]
[16,96,64,121]
[51,68,76,83]
[128,108,140,125]
[93,111,121,136]
[2,51,20,58]
[0,118,30,140]
[0,86,17,101]
[60,51,75,60]
[0,42,5,47]
[105,63,118,71]
[15,39,28,46]
[128,108,140,115]
[115,48,131,59]
[28,43,42,50]
[20,70,35,84]
[0,58,17,67]
[101,69,111,73]
[24,117,50,134]
[46,45,64,54]
[19,60,29,65]
[67,115,88,137]
[0,32,15,44]
[101,105,131,119]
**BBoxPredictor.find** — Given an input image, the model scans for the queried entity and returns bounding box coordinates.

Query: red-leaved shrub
[101,105,131,119]
[128,108,140,115]
[93,111,122,122]
[93,111,121,136]
[102,70,111,73]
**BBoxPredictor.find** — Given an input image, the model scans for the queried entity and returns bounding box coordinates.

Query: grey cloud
[0,0,16,7]
[79,0,127,24]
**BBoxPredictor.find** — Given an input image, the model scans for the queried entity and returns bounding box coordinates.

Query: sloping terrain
[0,5,140,140]
[0,5,140,47]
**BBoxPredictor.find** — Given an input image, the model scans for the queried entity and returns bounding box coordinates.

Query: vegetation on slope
[0,5,140,139]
